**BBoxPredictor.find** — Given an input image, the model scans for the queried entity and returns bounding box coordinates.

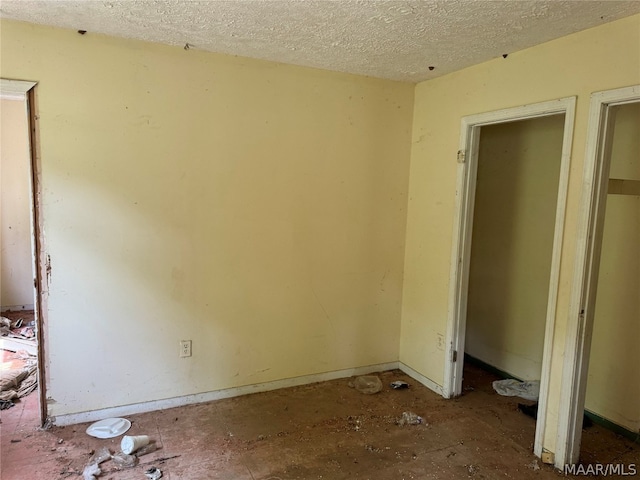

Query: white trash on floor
[492,379,540,401]
[85,417,131,438]
[350,375,383,394]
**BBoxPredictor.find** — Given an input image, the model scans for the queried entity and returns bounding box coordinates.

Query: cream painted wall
[465,115,564,381]
[0,20,414,417]
[401,14,640,454]
[586,103,640,432]
[0,98,34,310]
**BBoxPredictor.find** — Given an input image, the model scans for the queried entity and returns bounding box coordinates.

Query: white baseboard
[52,361,400,427]
[54,361,446,427]
[398,362,444,396]
[1,304,35,312]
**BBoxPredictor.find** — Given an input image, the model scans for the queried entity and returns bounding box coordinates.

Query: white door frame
[555,85,640,468]
[1,78,46,425]
[444,97,576,459]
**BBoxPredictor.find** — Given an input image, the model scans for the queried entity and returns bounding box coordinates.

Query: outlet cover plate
[180,340,192,358]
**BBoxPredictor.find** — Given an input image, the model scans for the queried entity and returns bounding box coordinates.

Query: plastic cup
[121,434,150,454]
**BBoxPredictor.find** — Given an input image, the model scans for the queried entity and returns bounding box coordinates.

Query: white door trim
[444,97,576,460]
[0,79,37,100]
[555,85,640,468]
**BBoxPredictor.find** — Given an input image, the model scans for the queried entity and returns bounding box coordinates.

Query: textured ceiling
[1,1,639,82]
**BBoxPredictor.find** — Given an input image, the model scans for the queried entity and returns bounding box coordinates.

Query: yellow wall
[401,14,640,454]
[0,97,34,310]
[586,103,640,432]
[465,115,564,381]
[0,20,414,416]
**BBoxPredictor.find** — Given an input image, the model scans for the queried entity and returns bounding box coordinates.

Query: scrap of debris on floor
[0,312,38,410]
[81,427,165,480]
[76,375,418,479]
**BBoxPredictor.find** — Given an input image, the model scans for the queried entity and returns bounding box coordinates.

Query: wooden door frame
[555,85,640,468]
[1,78,47,426]
[443,97,576,460]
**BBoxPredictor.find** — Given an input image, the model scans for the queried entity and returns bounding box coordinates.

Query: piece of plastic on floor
[82,463,101,480]
[145,467,163,479]
[492,379,540,401]
[351,375,383,394]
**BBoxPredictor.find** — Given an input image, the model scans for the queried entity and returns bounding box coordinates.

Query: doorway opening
[444,97,577,460]
[557,85,640,467]
[464,112,565,433]
[0,79,46,426]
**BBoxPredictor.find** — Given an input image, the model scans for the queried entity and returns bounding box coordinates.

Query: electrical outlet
[180,340,192,358]
[437,334,445,351]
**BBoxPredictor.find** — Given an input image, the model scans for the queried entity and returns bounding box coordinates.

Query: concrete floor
[1,365,638,479]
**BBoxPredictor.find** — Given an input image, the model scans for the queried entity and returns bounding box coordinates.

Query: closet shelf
[608,178,640,196]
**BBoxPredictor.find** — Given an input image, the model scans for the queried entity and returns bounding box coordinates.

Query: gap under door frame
[443,97,576,460]
[1,78,47,426]
[556,85,640,468]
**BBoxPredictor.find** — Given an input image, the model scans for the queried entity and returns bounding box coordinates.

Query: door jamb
[443,97,576,460]
[0,78,47,426]
[555,85,640,468]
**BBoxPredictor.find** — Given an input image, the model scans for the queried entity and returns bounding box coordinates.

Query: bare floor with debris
[1,364,638,479]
